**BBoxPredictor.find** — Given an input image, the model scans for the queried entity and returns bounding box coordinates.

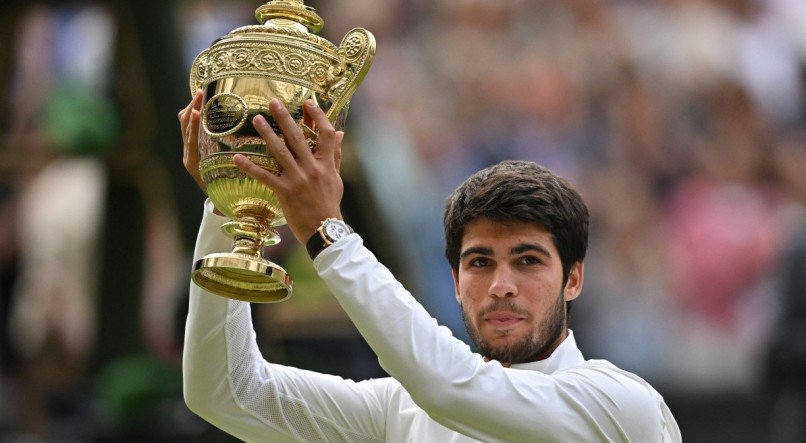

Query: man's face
[452,218,583,365]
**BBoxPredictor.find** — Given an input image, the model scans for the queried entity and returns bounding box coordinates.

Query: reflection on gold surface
[189,0,375,302]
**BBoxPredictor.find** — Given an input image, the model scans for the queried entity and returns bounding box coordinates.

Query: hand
[179,90,204,192]
[234,99,345,245]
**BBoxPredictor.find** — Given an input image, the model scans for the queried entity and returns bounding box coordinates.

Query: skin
[179,90,204,191]
[179,91,345,242]
[453,219,583,366]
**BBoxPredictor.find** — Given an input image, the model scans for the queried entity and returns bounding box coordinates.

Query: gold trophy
[189,0,375,302]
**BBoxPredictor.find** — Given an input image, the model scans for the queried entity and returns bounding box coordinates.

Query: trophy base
[192,253,292,303]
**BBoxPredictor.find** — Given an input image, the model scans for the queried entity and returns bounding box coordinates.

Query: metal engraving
[189,0,375,302]
[203,92,249,137]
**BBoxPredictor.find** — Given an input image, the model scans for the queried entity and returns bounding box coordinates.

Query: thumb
[335,131,345,171]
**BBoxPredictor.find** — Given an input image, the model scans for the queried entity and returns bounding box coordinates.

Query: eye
[518,255,541,266]
[469,257,491,267]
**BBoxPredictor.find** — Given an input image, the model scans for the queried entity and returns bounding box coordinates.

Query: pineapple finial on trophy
[255,0,324,33]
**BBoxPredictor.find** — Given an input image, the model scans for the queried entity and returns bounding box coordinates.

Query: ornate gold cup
[189,0,375,302]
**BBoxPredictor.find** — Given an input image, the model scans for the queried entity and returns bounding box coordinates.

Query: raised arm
[181,205,389,442]
[179,95,387,442]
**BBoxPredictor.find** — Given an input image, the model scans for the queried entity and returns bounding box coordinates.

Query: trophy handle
[326,28,376,122]
[189,49,210,95]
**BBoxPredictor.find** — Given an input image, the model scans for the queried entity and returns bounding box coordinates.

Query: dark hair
[443,160,589,285]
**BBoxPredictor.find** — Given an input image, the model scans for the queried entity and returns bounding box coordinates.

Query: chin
[483,323,526,339]
[483,331,526,349]
[484,327,517,338]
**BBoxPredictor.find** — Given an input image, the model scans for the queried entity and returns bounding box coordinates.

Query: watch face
[324,221,349,241]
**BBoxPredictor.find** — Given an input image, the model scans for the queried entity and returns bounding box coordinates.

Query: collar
[508,330,585,374]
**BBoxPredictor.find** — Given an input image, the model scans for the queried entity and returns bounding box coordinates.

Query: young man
[179,93,681,442]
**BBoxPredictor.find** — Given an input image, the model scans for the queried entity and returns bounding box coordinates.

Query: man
[179,93,681,442]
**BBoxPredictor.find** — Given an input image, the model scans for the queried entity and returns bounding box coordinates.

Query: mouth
[483,312,525,328]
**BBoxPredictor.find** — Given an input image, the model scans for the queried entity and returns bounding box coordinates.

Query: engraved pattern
[202,92,248,137]
[327,29,376,120]
[200,152,281,177]
[342,34,365,60]
[230,25,336,51]
[199,135,276,160]
[200,153,286,228]
[197,268,288,292]
[192,41,341,93]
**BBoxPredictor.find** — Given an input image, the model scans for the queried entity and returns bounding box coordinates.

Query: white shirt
[183,202,682,442]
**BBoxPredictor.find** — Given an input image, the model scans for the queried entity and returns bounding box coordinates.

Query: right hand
[179,90,204,192]
[233,100,345,245]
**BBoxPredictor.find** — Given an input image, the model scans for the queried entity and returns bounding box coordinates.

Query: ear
[563,262,584,302]
[451,267,461,304]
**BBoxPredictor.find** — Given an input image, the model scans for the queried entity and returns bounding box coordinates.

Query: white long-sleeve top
[183,202,682,442]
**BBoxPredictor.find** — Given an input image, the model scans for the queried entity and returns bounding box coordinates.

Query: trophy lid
[255,0,324,34]
[222,0,337,52]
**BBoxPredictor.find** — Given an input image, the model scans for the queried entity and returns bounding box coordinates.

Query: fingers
[188,107,201,155]
[233,153,282,189]
[184,108,201,182]
[303,103,315,137]
[178,93,194,124]
[304,100,337,163]
[249,99,341,179]
[269,99,314,164]
[180,91,204,190]
[179,91,203,123]
[253,114,301,177]
[179,90,203,144]
[179,104,191,144]
[334,131,344,171]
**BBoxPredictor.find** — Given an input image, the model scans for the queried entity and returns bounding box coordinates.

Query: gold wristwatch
[306,218,354,260]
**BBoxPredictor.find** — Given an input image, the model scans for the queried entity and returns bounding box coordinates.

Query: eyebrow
[511,243,552,258]
[459,243,552,261]
[460,246,493,261]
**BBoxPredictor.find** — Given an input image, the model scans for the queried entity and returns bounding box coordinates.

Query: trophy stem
[193,215,291,303]
[223,216,280,257]
[232,237,261,256]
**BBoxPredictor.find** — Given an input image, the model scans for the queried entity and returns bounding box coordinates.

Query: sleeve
[315,235,680,443]
[182,201,388,443]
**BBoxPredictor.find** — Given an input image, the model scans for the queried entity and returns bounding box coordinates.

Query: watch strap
[306,229,329,260]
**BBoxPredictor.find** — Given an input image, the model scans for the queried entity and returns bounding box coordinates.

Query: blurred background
[0,0,804,441]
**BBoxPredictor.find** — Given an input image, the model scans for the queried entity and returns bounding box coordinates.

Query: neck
[532,328,568,362]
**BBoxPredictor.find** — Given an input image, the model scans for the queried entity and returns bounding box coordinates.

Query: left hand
[179,90,205,192]
[234,99,345,245]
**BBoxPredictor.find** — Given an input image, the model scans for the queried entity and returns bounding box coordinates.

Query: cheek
[520,277,563,309]
[458,275,486,302]
[456,281,483,317]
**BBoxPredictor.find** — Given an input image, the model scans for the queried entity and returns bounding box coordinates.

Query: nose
[489,265,517,298]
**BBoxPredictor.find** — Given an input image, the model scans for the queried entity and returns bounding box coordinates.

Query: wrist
[306,218,353,260]
[296,210,342,242]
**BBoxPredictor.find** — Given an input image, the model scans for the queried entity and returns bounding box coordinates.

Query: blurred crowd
[330,0,806,390]
[1,0,804,441]
[330,0,806,440]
